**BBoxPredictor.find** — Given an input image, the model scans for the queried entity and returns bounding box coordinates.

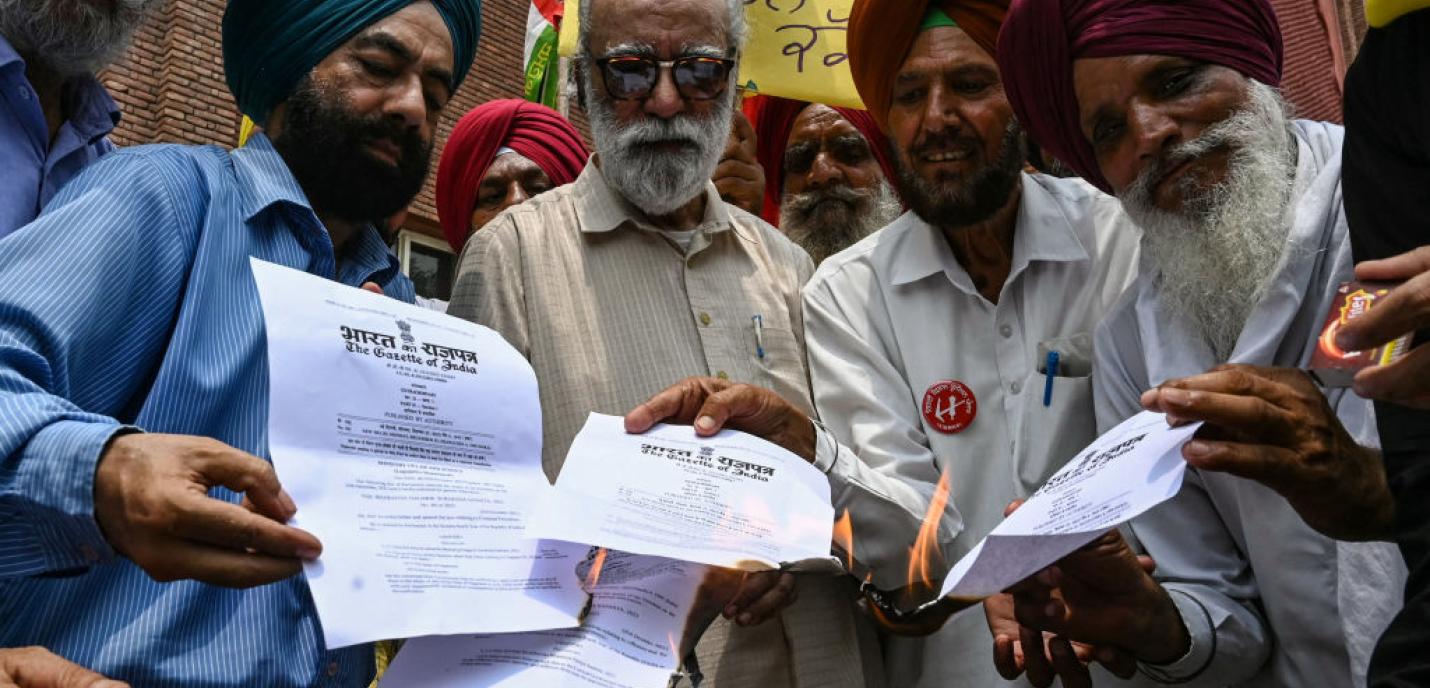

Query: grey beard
[585,73,732,217]
[1120,81,1297,361]
[0,0,154,75]
[779,179,902,264]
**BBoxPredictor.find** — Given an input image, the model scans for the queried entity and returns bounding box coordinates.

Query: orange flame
[585,547,609,589]
[832,509,855,571]
[906,472,952,592]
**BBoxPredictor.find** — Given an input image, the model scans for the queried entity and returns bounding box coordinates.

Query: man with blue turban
[0,1,480,685]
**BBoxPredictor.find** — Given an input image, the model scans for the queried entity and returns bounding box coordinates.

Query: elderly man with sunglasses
[445,0,880,685]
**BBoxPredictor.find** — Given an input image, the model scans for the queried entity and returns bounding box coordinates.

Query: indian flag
[523,0,564,108]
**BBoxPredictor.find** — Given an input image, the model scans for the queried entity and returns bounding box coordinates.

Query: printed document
[381,551,711,688]
[939,411,1202,600]
[252,259,587,648]
[528,413,835,570]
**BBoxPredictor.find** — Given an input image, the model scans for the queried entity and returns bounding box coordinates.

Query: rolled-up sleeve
[0,153,196,578]
[1093,314,1271,685]
[803,273,962,590]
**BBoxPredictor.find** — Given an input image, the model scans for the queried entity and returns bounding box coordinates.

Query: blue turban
[223,0,483,123]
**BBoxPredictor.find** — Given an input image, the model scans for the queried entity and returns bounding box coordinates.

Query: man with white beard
[446,0,878,685]
[0,0,156,237]
[985,0,1408,686]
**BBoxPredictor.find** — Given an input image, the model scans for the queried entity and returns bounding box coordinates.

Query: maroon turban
[436,99,589,251]
[997,0,1283,192]
[848,0,1009,131]
[742,95,903,227]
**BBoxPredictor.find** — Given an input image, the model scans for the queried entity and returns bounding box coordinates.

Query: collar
[232,133,316,222]
[572,156,736,237]
[0,35,120,140]
[337,221,404,287]
[889,173,1089,287]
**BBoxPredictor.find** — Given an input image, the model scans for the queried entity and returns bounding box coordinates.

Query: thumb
[360,282,384,295]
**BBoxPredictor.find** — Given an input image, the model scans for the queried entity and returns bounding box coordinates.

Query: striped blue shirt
[0,133,413,687]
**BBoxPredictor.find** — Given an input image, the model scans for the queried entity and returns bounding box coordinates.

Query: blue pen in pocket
[1043,350,1060,407]
[753,314,766,359]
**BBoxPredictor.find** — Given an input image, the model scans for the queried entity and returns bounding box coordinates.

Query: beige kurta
[448,161,879,688]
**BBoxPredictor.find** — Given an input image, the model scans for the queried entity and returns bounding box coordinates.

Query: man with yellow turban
[994,0,1407,686]
[0,1,480,685]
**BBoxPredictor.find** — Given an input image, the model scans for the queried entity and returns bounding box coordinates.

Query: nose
[498,181,531,213]
[642,64,686,119]
[805,151,845,190]
[920,83,965,139]
[1127,101,1181,170]
[385,73,429,134]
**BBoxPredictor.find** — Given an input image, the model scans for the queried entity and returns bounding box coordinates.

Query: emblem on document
[922,380,977,434]
[396,319,415,345]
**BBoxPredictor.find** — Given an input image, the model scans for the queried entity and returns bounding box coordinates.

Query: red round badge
[922,380,977,434]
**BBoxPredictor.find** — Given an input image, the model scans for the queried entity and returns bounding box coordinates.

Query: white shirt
[805,172,1143,687]
[1097,120,1406,687]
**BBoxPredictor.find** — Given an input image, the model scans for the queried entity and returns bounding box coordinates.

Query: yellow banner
[558,0,864,110]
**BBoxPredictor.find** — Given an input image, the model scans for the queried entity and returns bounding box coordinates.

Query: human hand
[1141,364,1394,541]
[94,434,322,588]
[1007,528,1186,666]
[1337,246,1430,408]
[0,646,127,688]
[713,110,765,216]
[624,377,816,463]
[722,570,798,627]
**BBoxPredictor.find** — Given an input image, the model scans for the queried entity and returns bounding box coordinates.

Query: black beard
[892,123,1026,230]
[271,77,433,226]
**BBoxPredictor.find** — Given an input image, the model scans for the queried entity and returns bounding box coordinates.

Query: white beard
[585,72,733,217]
[1119,81,1297,361]
[779,178,902,264]
[0,0,155,75]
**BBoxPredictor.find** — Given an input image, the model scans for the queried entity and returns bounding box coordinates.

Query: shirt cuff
[810,420,840,473]
[16,420,130,575]
[1138,589,1216,684]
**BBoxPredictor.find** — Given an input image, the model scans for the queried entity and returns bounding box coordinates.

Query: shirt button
[326,662,339,677]
[716,371,730,380]
[1000,324,1013,338]
[699,312,712,326]
[1010,381,1023,394]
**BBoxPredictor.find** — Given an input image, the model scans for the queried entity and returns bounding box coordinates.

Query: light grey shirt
[448,161,879,688]
[1096,120,1406,687]
[805,173,1145,687]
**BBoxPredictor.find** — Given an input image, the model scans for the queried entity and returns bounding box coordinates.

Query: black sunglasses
[594,55,736,101]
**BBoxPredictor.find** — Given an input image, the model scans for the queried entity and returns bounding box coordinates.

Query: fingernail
[1161,388,1190,406]
[738,613,752,625]
[279,490,297,515]
[695,416,717,433]
[1335,330,1363,351]
[1184,440,1211,458]
[298,548,321,560]
[724,605,737,617]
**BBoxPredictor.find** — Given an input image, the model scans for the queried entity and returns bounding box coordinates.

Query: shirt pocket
[755,325,814,413]
[1015,368,1098,495]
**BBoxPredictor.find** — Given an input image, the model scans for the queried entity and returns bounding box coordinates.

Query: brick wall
[100,0,571,241]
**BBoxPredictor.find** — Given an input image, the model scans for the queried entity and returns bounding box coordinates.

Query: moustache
[353,118,426,167]
[907,130,984,164]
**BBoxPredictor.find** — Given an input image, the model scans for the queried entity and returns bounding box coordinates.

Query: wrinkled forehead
[896,26,997,81]
[788,105,862,146]
[589,0,729,56]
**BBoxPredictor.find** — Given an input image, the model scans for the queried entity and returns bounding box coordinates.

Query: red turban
[435,99,589,251]
[742,95,903,227]
[998,0,1284,193]
[848,0,1009,131]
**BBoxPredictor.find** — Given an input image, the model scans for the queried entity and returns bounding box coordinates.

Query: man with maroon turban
[744,95,902,264]
[994,1,1406,686]
[436,99,588,253]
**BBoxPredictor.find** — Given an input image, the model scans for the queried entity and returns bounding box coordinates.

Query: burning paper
[934,411,1200,602]
[527,413,836,570]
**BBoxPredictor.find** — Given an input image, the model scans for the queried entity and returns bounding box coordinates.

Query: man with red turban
[743,95,903,265]
[436,99,588,252]
[995,1,1406,686]
[623,1,1144,686]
